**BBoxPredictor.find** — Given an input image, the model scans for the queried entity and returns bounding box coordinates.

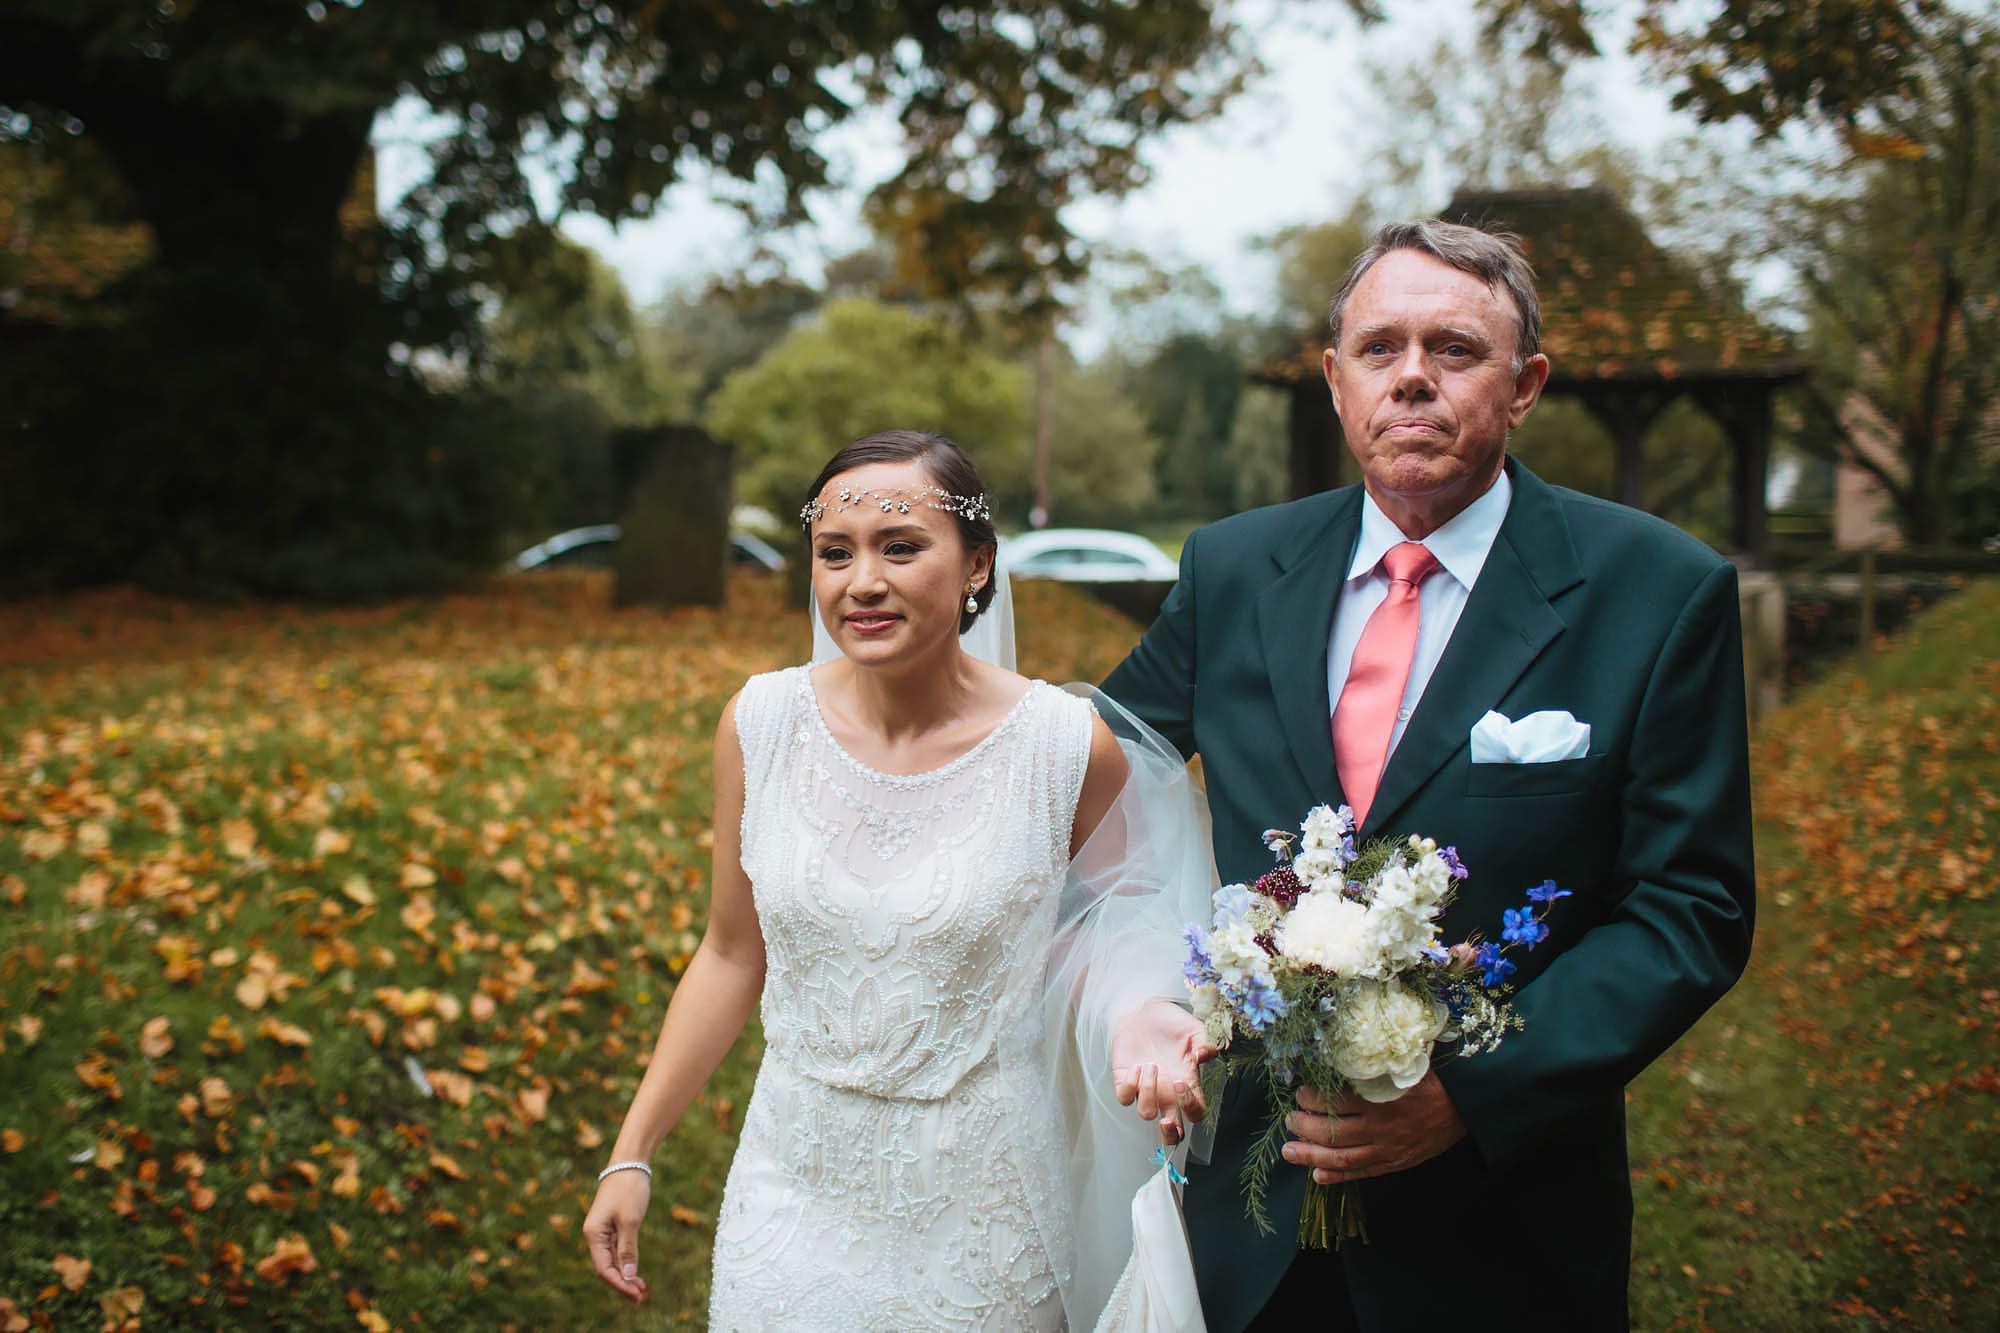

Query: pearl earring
[964,587,979,614]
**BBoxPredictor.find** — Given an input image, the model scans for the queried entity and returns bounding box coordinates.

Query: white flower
[1408,848,1452,907]
[1300,803,1350,849]
[1273,890,1375,976]
[1330,979,1448,1102]
[1203,1010,1234,1050]
[1190,983,1224,1022]
[1210,922,1275,991]
[1363,862,1443,970]
[1293,848,1345,892]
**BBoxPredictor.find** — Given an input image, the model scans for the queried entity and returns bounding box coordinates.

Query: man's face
[1323,248,1550,536]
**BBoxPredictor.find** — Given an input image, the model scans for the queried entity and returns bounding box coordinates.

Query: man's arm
[1099,527,1201,758]
[1437,559,1757,1171]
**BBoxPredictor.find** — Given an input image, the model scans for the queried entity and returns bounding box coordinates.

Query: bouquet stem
[1299,1180,1369,1250]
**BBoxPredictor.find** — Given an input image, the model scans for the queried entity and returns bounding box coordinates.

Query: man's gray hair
[1327,220,1543,372]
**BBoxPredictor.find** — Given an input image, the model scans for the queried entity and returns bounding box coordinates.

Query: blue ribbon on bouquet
[1150,1147,1187,1186]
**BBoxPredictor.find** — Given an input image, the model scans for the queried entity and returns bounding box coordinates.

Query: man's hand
[1110,998,1219,1146]
[1281,1072,1466,1183]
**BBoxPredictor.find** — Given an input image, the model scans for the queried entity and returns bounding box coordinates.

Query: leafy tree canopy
[1,0,1289,325]
[1783,10,2000,544]
[701,297,1032,522]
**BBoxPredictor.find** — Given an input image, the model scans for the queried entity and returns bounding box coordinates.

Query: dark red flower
[1256,866,1306,909]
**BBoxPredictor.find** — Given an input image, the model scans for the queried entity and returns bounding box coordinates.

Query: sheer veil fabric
[804,564,1213,1328]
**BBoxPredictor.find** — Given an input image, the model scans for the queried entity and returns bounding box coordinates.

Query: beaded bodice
[733,666,1093,1101]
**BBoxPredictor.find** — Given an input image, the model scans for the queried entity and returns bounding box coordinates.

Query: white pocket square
[1470,709,1592,764]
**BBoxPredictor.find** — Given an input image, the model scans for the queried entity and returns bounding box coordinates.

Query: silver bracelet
[597,1160,653,1183]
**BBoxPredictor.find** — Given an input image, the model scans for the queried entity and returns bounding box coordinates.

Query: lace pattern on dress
[712,666,1092,1330]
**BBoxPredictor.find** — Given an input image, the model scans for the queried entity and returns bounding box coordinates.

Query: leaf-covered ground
[0,572,1135,1331]
[3,571,1993,1330]
[1625,578,2000,1330]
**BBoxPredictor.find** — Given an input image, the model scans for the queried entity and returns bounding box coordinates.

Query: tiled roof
[1255,186,1805,389]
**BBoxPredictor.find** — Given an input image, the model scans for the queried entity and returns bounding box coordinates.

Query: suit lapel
[1257,490,1361,799]
[1362,462,1586,837]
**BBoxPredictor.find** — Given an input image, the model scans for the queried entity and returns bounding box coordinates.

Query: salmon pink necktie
[1333,541,1439,827]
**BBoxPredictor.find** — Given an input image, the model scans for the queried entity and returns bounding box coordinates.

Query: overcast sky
[373,1,1688,352]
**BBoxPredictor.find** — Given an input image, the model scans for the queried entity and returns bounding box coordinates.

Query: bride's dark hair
[802,430,999,633]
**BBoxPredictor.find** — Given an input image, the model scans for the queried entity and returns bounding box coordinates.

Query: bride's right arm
[585,691,764,1302]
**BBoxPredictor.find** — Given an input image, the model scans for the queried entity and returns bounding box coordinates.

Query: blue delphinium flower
[1182,923,1218,987]
[1526,878,1569,904]
[1334,805,1359,865]
[1439,846,1470,881]
[1476,941,1515,987]
[1240,977,1290,1032]
[1211,884,1257,929]
[1502,907,1549,947]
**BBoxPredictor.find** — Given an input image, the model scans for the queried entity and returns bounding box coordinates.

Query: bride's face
[807,460,991,668]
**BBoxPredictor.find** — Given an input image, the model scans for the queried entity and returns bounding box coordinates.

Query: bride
[582,430,1216,1329]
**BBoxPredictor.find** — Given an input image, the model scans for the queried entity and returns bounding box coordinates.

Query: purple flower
[1182,923,1218,987]
[1239,977,1290,1032]
[1333,806,1359,865]
[1526,879,1569,904]
[1502,907,1548,947]
[1476,942,1515,987]
[1439,846,1470,881]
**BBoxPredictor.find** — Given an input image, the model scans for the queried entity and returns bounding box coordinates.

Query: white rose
[1273,890,1374,976]
[1330,979,1448,1102]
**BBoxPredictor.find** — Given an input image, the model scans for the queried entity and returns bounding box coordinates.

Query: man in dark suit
[1102,220,1755,1331]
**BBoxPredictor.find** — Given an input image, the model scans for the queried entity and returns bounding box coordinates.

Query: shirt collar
[1347,467,1513,590]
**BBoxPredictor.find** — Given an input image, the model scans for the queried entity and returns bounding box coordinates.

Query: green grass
[0,572,1140,1330]
[5,569,1994,1330]
[1626,578,2000,1330]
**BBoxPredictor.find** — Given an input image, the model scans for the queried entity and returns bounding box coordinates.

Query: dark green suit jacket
[1101,460,1755,1332]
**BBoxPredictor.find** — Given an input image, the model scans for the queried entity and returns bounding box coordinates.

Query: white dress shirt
[1326,470,1513,766]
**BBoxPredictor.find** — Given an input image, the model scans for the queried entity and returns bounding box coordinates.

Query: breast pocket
[1465,752,1611,798]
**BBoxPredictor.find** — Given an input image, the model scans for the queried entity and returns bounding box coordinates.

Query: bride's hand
[1110,998,1219,1146]
[584,1171,652,1303]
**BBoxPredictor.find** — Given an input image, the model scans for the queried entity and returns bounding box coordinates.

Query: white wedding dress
[710,666,1093,1330]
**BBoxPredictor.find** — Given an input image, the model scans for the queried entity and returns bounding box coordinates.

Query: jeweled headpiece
[799,484,992,526]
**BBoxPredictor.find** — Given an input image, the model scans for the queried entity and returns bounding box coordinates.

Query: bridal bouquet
[1182,803,1565,1248]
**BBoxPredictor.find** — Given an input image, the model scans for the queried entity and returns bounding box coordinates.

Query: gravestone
[611,425,732,609]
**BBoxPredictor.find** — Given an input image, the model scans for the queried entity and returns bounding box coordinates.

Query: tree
[485,231,691,428]
[0,0,1272,596]
[1485,0,1946,139]
[1042,355,1160,528]
[701,298,1032,522]
[1784,12,2000,544]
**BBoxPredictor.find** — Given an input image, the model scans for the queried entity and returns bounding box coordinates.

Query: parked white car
[999,528,1179,582]
[505,525,788,573]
